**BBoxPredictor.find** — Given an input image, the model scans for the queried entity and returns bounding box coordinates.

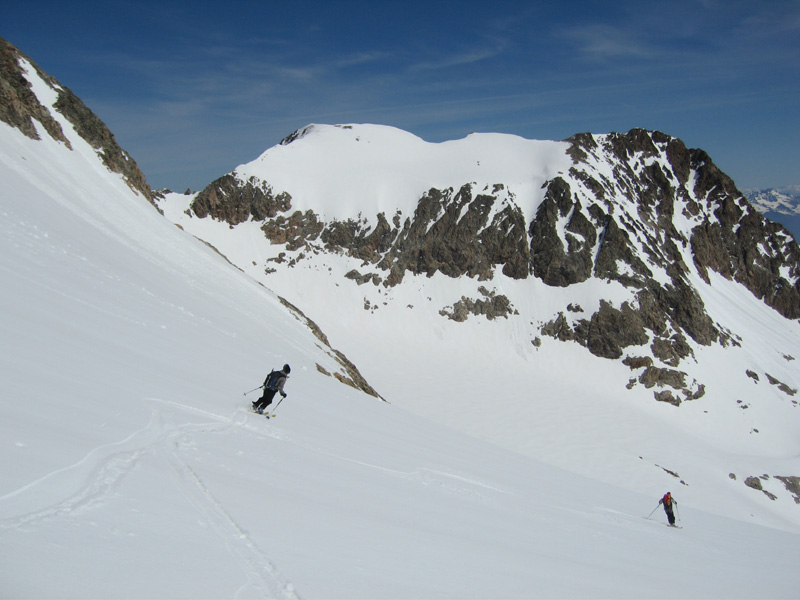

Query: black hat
[283,364,291,374]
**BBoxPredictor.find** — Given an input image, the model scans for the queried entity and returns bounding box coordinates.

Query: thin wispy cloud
[559,24,658,62]
[409,44,507,72]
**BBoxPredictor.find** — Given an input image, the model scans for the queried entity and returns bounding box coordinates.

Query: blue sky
[4,0,799,192]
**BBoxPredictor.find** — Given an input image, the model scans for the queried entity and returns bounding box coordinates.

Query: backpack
[662,493,672,507]
[264,370,285,390]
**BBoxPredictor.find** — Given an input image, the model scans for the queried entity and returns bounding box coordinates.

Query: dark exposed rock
[745,476,764,491]
[593,214,652,286]
[654,390,681,406]
[765,373,798,396]
[775,476,800,504]
[374,184,530,285]
[193,174,292,224]
[651,334,692,366]
[345,269,381,286]
[262,210,323,251]
[689,182,800,320]
[440,287,516,322]
[0,37,70,146]
[322,212,398,262]
[744,476,778,500]
[530,178,595,286]
[623,356,653,370]
[574,300,649,359]
[743,474,800,503]
[55,87,152,202]
[639,366,687,390]
[541,313,575,342]
[648,282,718,346]
[683,384,705,401]
[278,296,384,400]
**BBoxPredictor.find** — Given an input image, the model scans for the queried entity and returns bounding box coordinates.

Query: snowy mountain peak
[746,185,800,216]
[181,125,800,366]
[240,122,570,224]
[744,186,800,242]
[153,120,800,525]
[279,122,424,146]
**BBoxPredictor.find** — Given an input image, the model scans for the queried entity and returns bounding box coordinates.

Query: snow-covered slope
[1,42,799,598]
[159,123,800,533]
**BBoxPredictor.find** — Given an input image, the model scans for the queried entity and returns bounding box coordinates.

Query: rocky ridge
[187,126,800,405]
[0,37,152,203]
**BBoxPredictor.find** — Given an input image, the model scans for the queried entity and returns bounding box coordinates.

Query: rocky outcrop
[440,287,517,322]
[377,184,530,283]
[530,178,596,286]
[0,38,153,203]
[193,174,293,225]
[0,38,70,146]
[0,37,153,203]
[278,296,384,400]
[531,130,798,374]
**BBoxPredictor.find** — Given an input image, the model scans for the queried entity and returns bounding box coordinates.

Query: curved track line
[161,428,299,599]
[1,398,301,598]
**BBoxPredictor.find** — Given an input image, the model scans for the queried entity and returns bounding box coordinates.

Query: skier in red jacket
[658,492,678,526]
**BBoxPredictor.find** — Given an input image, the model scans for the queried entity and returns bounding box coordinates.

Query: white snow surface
[234,123,572,225]
[1,69,800,598]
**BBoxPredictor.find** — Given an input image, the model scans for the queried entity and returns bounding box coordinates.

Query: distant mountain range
[744,186,800,241]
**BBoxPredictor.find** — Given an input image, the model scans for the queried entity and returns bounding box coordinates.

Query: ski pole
[646,504,660,519]
[243,385,264,396]
[269,394,287,415]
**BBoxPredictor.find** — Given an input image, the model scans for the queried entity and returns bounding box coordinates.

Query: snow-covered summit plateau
[235,122,572,223]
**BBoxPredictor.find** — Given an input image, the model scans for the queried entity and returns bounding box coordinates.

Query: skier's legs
[253,389,276,412]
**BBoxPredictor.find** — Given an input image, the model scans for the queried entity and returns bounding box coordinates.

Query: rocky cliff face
[186,126,800,405]
[0,37,152,203]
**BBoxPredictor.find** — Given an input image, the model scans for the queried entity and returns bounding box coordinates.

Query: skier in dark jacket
[252,364,290,414]
[659,492,677,526]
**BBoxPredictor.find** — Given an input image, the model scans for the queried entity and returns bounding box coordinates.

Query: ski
[249,407,275,419]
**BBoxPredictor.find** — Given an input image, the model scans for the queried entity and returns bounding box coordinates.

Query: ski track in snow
[0,398,300,599]
[155,409,299,599]
[155,399,512,504]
